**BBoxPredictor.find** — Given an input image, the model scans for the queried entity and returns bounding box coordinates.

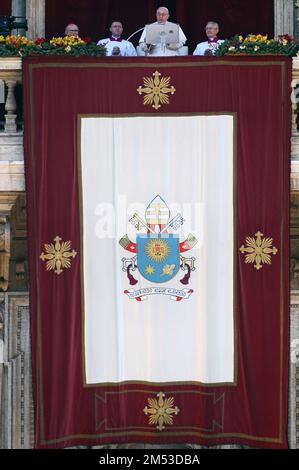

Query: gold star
[146,265,155,275]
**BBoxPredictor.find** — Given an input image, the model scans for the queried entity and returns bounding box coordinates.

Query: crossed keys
[129,213,155,233]
[129,212,185,234]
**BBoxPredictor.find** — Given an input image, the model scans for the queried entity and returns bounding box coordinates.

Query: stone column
[296,0,299,39]
[0,218,10,292]
[26,0,45,39]
[12,0,26,36]
[274,0,295,38]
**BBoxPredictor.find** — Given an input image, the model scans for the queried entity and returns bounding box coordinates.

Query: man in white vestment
[193,21,224,56]
[97,21,137,56]
[139,6,187,56]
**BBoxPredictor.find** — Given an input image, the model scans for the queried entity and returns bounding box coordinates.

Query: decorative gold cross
[143,392,180,431]
[137,71,176,110]
[239,230,278,271]
[40,236,77,275]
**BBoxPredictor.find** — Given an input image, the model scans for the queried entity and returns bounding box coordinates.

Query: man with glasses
[193,22,224,56]
[64,23,80,37]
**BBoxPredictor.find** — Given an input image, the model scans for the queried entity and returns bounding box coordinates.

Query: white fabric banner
[80,115,235,385]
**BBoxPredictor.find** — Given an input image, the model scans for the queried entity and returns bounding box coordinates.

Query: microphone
[126,26,145,42]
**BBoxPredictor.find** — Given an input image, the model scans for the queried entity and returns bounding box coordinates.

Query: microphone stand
[126,26,145,42]
[127,26,150,56]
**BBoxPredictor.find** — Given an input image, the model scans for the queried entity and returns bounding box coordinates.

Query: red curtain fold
[0,0,11,16]
[23,55,290,449]
[45,0,274,51]
[175,0,274,52]
[45,0,159,43]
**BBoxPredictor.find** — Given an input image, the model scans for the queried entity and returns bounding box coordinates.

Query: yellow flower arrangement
[4,34,34,46]
[50,36,85,47]
[0,34,106,57]
[244,34,270,43]
[0,34,32,45]
[217,33,297,56]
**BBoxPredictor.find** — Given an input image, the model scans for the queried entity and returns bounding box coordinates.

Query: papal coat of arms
[119,196,198,301]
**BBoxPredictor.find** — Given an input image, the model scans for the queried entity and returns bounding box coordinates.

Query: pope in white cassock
[97,21,137,56]
[139,6,187,56]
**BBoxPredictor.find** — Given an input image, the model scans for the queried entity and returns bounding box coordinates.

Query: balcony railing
[0,58,22,134]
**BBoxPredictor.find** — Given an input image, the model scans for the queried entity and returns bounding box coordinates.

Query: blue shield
[137,234,180,283]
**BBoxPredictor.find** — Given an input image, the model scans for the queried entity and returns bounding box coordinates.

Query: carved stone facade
[0,294,33,449]
[290,297,299,448]
[0,298,3,442]
[0,192,31,448]
[0,57,31,448]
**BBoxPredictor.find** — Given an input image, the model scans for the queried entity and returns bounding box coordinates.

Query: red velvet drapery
[45,0,274,52]
[0,0,11,16]
[23,55,290,449]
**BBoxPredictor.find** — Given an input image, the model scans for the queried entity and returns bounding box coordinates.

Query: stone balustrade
[0,58,22,134]
[0,58,24,194]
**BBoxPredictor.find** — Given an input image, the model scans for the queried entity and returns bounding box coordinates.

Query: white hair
[206,21,219,29]
[157,6,169,14]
